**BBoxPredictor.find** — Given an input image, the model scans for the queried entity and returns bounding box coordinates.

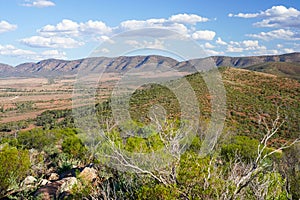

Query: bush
[62,135,87,159]
[17,128,58,150]
[221,135,260,162]
[0,144,30,197]
[137,184,179,200]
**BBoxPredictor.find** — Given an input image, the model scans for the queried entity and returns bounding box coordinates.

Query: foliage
[17,128,60,150]
[221,135,260,162]
[0,144,30,197]
[62,134,88,159]
[14,101,34,112]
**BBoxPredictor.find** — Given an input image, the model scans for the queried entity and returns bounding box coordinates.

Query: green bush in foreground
[0,144,30,197]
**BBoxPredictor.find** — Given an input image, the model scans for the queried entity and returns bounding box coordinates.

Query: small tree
[228,109,299,199]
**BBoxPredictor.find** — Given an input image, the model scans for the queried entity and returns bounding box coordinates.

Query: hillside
[127,67,300,143]
[210,52,300,68]
[0,66,299,199]
[1,52,300,78]
[245,62,300,81]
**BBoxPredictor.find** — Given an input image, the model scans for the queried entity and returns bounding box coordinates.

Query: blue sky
[0,0,299,66]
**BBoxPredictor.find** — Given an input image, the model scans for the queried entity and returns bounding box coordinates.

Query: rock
[79,167,98,183]
[48,173,59,181]
[22,176,37,186]
[39,179,51,186]
[34,177,78,200]
[59,177,78,194]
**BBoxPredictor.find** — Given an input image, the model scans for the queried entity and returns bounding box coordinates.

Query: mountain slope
[245,62,300,81]
[126,67,300,143]
[1,52,300,78]
[0,63,19,77]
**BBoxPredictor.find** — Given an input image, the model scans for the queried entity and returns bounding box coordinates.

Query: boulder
[39,179,51,186]
[59,177,78,194]
[48,173,59,181]
[34,177,78,200]
[22,176,37,186]
[79,167,98,183]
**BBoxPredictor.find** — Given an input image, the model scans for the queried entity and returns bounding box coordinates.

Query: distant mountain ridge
[1,52,300,78]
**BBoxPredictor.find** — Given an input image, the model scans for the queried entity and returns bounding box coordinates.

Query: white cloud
[22,0,55,8]
[226,39,265,53]
[119,19,189,35]
[282,48,295,53]
[0,44,35,57]
[39,19,80,36]
[247,29,300,41]
[192,30,216,40]
[227,46,244,53]
[125,39,165,49]
[96,35,115,43]
[204,42,215,49]
[39,19,112,37]
[229,5,300,28]
[40,14,209,39]
[20,36,84,48]
[242,40,259,49]
[33,14,213,46]
[169,13,209,24]
[35,50,66,60]
[79,20,112,35]
[0,20,17,33]
[204,49,224,56]
[228,13,259,18]
[253,49,279,55]
[100,48,110,53]
[216,37,227,45]
[0,44,66,60]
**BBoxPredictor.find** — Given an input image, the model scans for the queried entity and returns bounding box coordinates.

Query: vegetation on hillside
[0,67,299,199]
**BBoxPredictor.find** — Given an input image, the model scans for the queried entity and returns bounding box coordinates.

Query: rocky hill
[1,52,300,78]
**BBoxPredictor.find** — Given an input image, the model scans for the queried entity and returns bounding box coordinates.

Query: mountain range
[1,52,300,79]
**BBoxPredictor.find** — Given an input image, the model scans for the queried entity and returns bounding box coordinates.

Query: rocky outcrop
[32,166,98,200]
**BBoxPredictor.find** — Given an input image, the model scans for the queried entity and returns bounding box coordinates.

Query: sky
[0,0,299,66]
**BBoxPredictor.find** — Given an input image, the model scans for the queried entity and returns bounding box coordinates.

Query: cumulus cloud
[119,19,189,35]
[0,20,17,33]
[0,44,35,57]
[22,0,55,8]
[282,48,295,53]
[247,29,300,41]
[192,30,216,40]
[39,19,112,37]
[39,14,210,38]
[35,50,66,60]
[204,42,215,49]
[216,37,227,45]
[20,36,85,48]
[226,40,266,53]
[229,5,300,28]
[169,13,209,24]
[204,49,224,56]
[0,44,66,60]
[253,49,279,55]
[125,39,165,49]
[100,48,110,53]
[226,46,244,53]
[18,13,218,63]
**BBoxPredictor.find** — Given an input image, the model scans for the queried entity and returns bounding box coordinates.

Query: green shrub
[62,135,87,159]
[17,128,58,150]
[221,135,260,162]
[0,144,30,197]
[137,184,179,200]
